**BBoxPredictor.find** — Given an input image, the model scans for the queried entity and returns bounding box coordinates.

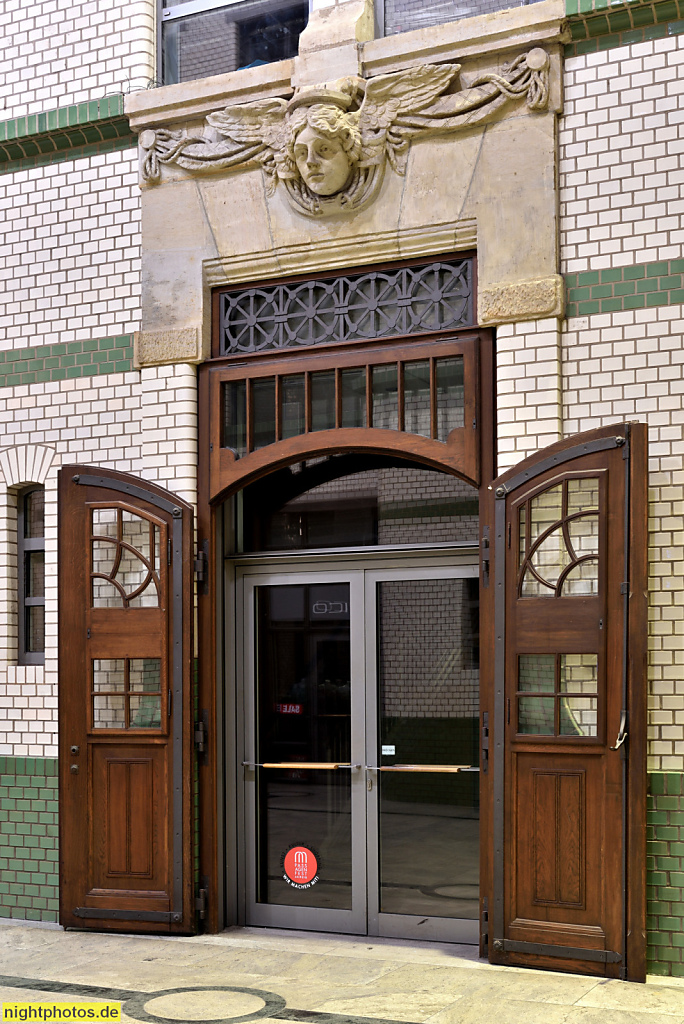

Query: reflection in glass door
[240,563,479,941]
[242,572,367,933]
[366,569,480,943]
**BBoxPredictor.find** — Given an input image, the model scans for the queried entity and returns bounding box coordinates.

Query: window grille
[217,258,474,356]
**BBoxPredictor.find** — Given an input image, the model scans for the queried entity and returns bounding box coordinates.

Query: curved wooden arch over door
[202,331,493,505]
[196,329,495,932]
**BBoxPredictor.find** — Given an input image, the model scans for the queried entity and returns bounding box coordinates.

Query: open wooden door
[482,424,647,980]
[58,467,195,932]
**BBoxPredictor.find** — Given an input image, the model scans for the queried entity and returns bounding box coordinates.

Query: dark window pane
[403,360,431,437]
[518,654,555,693]
[311,371,335,431]
[129,659,162,693]
[24,489,44,538]
[281,374,305,439]
[161,3,308,86]
[255,584,352,910]
[252,377,276,450]
[518,696,555,734]
[129,694,162,729]
[377,578,479,919]
[340,369,366,428]
[372,365,398,430]
[223,380,247,456]
[436,357,465,439]
[239,3,308,69]
[242,455,479,551]
[25,551,45,598]
[26,606,45,654]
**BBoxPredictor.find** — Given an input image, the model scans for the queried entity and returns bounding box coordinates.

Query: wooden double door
[57,423,647,976]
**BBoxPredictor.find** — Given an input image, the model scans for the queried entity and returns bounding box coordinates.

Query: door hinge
[481,896,489,953]
[195,709,209,766]
[195,540,209,593]
[481,526,490,588]
[620,581,629,595]
[481,711,489,774]
[195,887,208,920]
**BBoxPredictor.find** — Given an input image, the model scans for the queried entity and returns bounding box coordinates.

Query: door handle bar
[610,711,628,751]
[242,761,361,770]
[365,764,476,773]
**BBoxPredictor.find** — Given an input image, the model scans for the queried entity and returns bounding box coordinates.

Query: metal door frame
[234,549,480,940]
[238,567,367,934]
[364,564,480,944]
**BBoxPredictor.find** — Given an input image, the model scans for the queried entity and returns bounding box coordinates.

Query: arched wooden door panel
[58,467,195,933]
[481,423,648,980]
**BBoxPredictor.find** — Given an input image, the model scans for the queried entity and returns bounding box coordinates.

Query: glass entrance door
[240,563,479,941]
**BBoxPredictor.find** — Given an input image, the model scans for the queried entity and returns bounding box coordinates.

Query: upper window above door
[239,454,479,552]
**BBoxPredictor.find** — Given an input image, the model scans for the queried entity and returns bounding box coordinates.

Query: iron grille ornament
[219,259,474,355]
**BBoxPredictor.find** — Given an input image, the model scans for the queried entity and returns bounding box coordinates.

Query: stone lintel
[125,60,295,132]
[203,220,478,289]
[135,328,202,367]
[478,276,565,325]
[363,0,568,78]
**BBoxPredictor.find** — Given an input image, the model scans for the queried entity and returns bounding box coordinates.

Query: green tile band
[648,773,684,977]
[0,755,681,961]
[0,335,135,388]
[565,259,684,317]
[565,0,684,54]
[0,95,135,174]
[0,756,59,923]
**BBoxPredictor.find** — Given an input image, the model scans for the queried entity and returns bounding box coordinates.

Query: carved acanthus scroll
[140,49,550,217]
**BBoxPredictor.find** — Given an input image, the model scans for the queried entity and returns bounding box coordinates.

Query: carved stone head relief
[140,49,550,218]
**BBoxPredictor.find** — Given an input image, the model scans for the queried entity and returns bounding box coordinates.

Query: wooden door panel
[513,755,609,929]
[483,425,648,980]
[89,745,167,892]
[59,467,194,933]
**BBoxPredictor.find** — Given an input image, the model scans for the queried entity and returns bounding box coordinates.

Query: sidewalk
[1,923,683,1024]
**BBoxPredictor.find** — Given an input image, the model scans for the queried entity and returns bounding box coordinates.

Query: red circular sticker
[283,846,319,888]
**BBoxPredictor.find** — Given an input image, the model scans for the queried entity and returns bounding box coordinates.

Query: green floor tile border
[0,756,59,924]
[565,0,684,55]
[565,259,684,317]
[647,772,684,977]
[0,95,135,175]
[0,335,135,387]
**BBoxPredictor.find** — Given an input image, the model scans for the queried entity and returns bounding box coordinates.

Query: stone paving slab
[0,924,682,1024]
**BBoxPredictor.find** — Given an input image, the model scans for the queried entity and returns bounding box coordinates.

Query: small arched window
[18,486,45,665]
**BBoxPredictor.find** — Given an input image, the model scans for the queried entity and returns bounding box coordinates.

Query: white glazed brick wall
[0,365,198,758]
[561,41,684,771]
[561,36,684,272]
[496,318,563,473]
[0,150,141,351]
[0,0,156,120]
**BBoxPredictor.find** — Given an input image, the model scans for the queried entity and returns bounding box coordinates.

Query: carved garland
[140,49,550,218]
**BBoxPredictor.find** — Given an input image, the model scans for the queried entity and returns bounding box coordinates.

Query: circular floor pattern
[421,883,479,900]
[122,986,286,1024]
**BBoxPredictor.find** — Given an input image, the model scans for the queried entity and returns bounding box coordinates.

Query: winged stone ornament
[140,48,550,217]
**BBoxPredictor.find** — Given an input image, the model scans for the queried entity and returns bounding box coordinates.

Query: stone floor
[1,923,683,1024]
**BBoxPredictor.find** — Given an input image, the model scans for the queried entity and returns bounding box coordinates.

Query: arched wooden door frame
[196,331,496,933]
